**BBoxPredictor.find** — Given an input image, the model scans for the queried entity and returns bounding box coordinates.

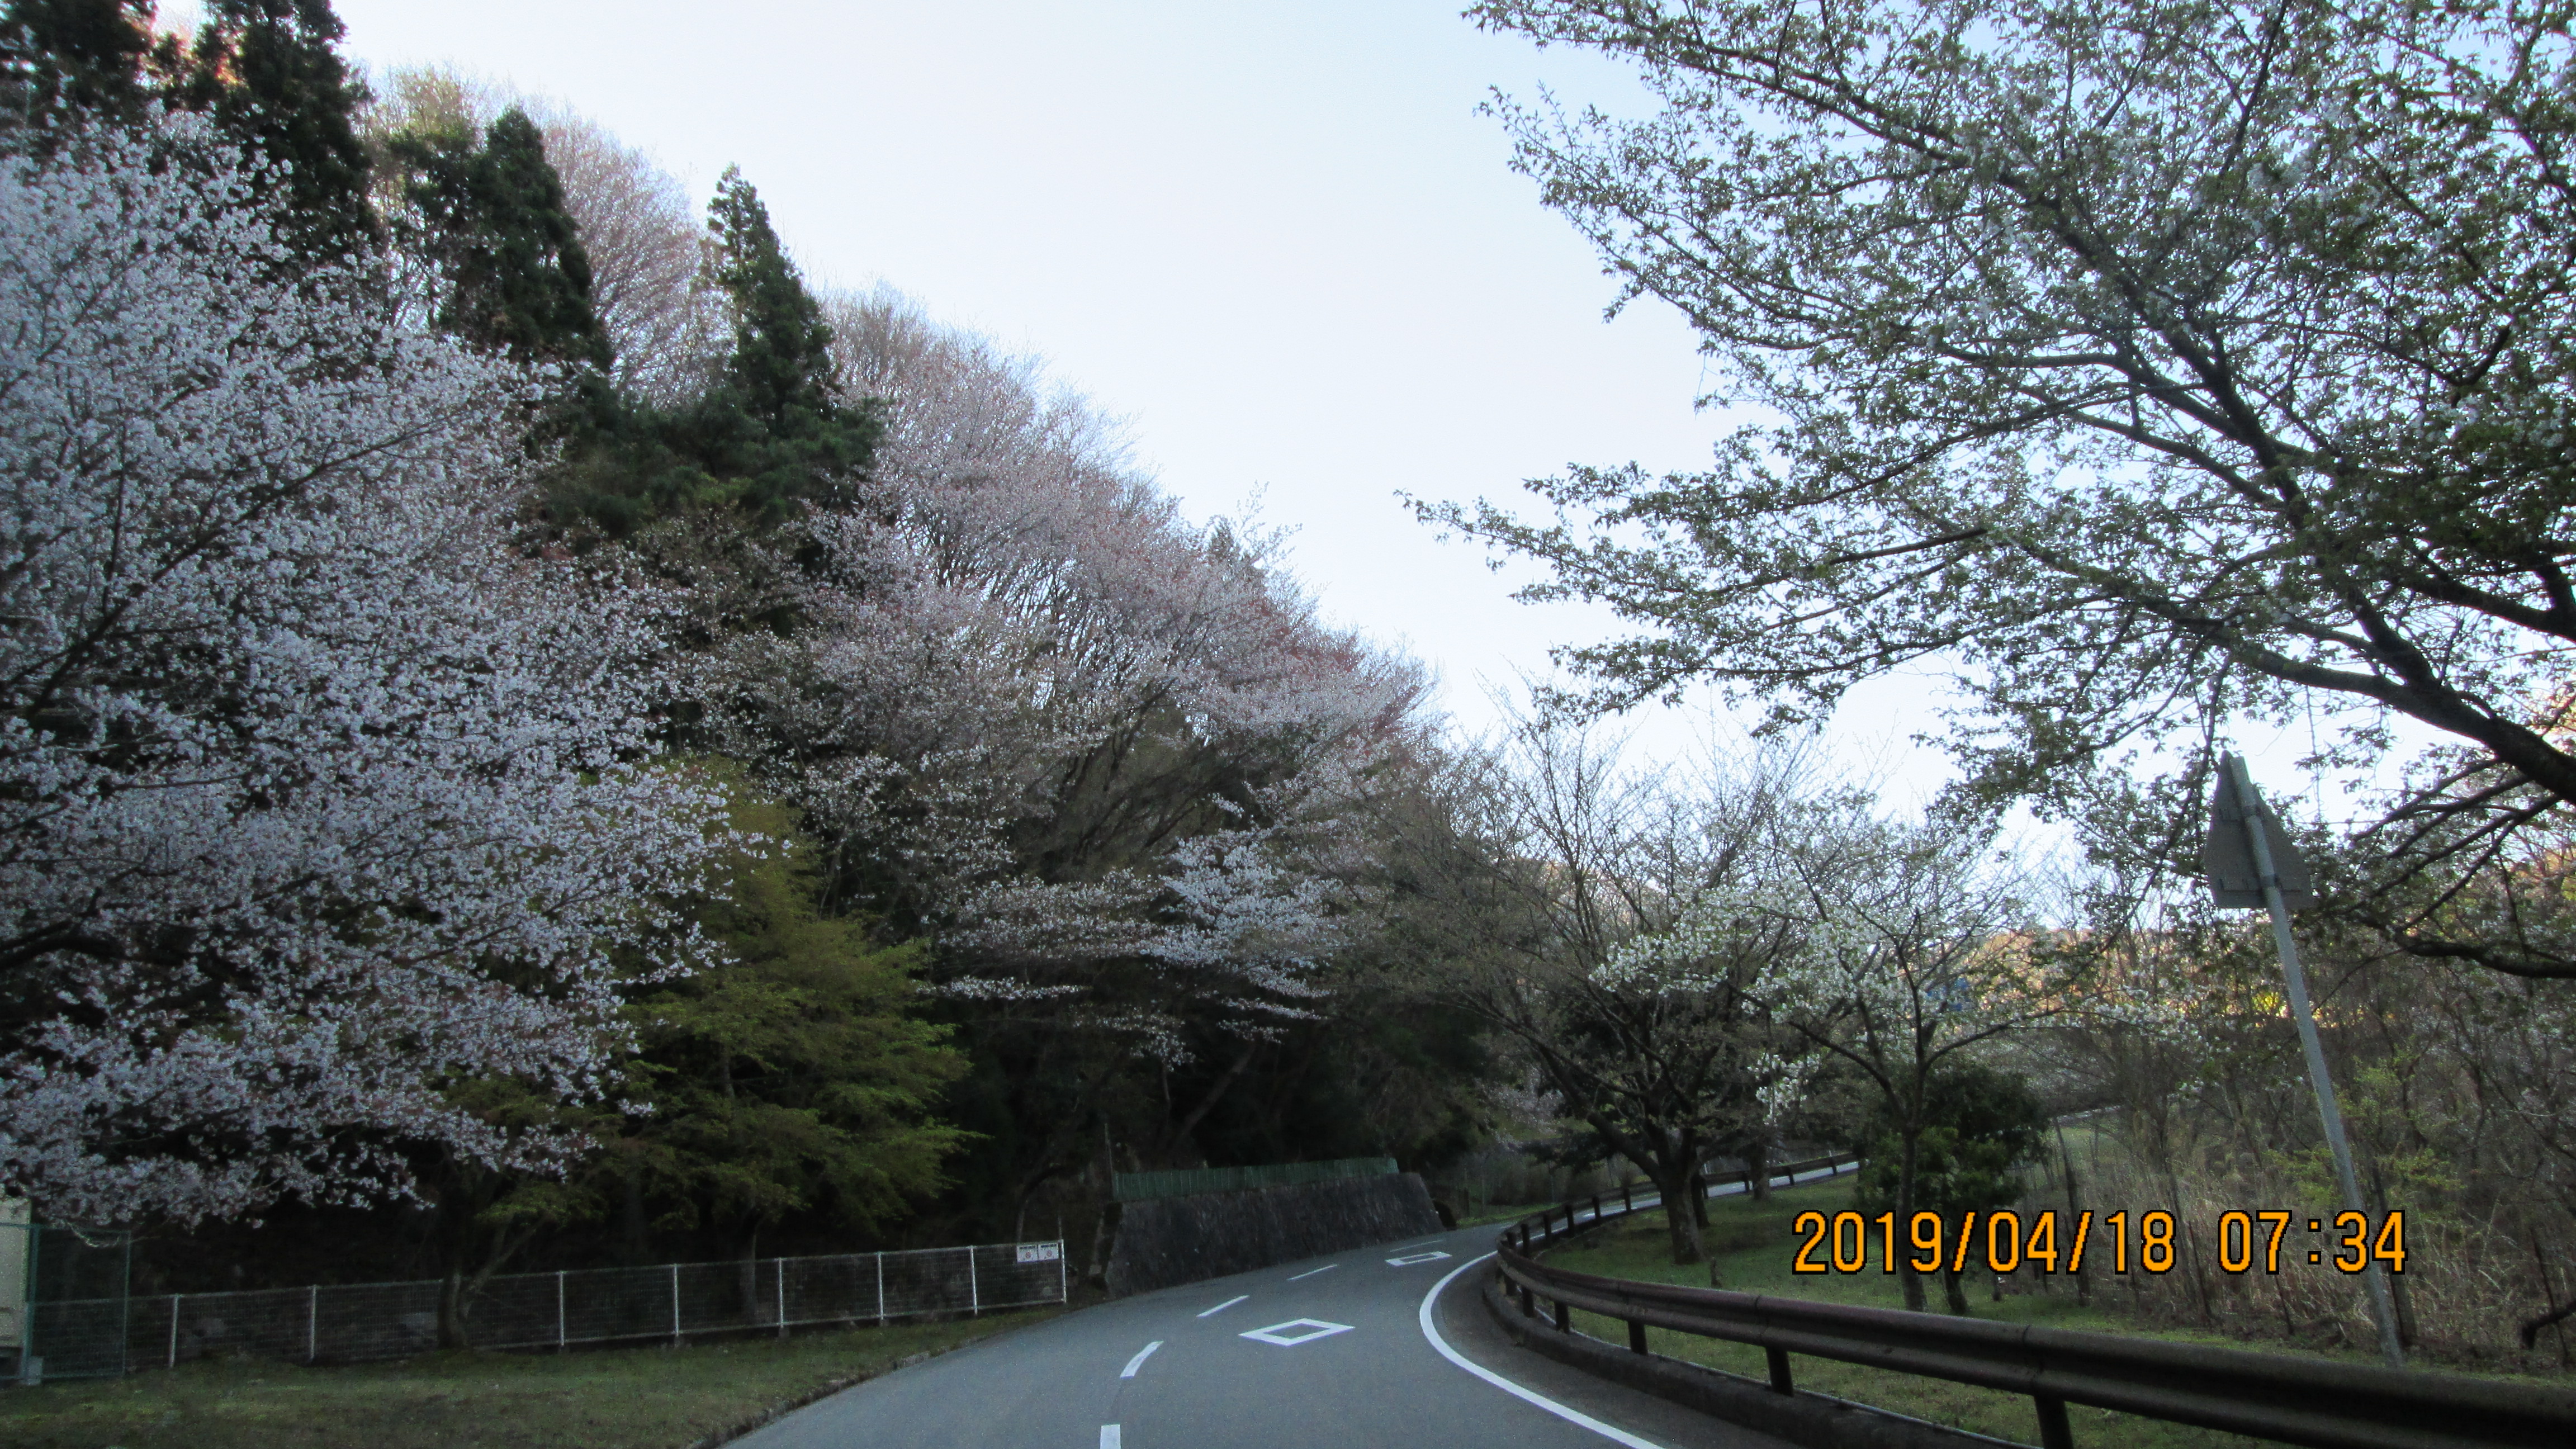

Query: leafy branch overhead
[1434,0,2576,970]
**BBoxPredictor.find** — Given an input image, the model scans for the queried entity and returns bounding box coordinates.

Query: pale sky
[291,0,1974,780]
[171,0,2383,837]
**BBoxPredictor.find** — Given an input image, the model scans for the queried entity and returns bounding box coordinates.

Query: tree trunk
[1161,1042,1257,1161]
[1747,1137,1773,1202]
[1943,1263,1972,1315]
[2055,1122,2089,1306]
[1085,1119,1116,1289]
[1658,1164,1707,1265]
[622,1171,650,1266]
[1895,1130,1927,1312]
[436,1265,471,1350]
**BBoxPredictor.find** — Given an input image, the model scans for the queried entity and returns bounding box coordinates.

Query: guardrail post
[1518,1282,1535,1318]
[1590,1194,1600,1223]
[2034,1395,2073,1449]
[1765,1346,1794,1395]
[1627,1320,1647,1355]
[1622,1182,1631,1212]
[1553,1297,1570,1333]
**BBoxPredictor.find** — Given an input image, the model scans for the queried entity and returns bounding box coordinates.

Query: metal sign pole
[2216,754,2404,1368]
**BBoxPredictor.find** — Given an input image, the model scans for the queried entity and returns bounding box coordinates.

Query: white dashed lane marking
[1285,1263,1337,1281]
[1196,1294,1249,1318]
[1120,1341,1162,1379]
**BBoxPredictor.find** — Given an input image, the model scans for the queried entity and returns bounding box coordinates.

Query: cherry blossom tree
[683,290,1427,1198]
[0,117,725,1225]
[1751,807,2080,1310]
[1396,710,1817,1264]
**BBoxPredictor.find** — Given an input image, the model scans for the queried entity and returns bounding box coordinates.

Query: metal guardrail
[1494,1165,2576,1449]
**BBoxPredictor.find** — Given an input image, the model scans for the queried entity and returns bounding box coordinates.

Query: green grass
[0,1308,1060,1449]
[1538,1178,2299,1449]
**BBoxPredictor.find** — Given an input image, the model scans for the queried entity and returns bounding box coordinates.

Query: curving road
[738,1167,1848,1449]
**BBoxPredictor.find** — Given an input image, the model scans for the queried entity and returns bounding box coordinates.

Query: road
[738,1166,1849,1449]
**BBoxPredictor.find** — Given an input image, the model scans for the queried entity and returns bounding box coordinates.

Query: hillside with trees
[6,0,2576,1379]
[0,2,1485,1311]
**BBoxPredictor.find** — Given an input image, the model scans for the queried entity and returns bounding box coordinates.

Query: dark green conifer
[553,167,880,534]
[394,107,610,369]
[179,0,375,259]
[0,0,169,132]
[704,167,840,433]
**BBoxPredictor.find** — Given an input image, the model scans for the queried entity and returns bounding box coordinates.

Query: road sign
[2203,755,2314,908]
[1016,1242,1063,1264]
[2203,752,2402,1369]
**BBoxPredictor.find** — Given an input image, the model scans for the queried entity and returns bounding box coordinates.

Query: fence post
[167,1294,179,1369]
[307,1285,318,1364]
[874,1252,886,1325]
[2034,1395,2075,1449]
[556,1270,566,1350]
[775,1258,787,1338]
[670,1262,680,1344]
[967,1246,981,1315]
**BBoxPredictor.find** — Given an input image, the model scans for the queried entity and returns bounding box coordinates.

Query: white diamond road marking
[1239,1318,1354,1347]
[1385,1250,1452,1266]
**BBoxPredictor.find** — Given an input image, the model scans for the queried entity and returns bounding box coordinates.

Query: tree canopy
[1435,0,2576,971]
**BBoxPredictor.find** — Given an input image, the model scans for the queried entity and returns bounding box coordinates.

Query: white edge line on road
[1417,1253,1665,1449]
[1120,1341,1162,1378]
[1197,1294,1249,1318]
[1100,1426,1121,1448]
[1286,1263,1337,1280]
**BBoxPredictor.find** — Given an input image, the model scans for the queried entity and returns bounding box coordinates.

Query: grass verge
[0,1307,1060,1449]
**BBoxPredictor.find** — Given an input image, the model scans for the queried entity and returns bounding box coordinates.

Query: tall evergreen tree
[551,167,880,534]
[704,167,839,434]
[0,0,168,132]
[179,0,375,259]
[392,107,610,369]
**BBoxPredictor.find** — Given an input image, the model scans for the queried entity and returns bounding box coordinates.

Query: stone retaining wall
[1104,1172,1443,1296]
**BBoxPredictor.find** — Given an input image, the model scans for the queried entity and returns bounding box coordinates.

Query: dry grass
[1536,1173,2541,1449]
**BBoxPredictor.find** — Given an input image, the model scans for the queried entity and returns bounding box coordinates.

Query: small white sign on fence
[1016,1241,1063,1264]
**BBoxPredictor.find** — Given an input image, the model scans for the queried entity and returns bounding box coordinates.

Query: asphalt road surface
[738,1167,1850,1449]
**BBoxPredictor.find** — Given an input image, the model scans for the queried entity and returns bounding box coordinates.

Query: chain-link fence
[4,1215,134,1382]
[31,1238,1066,1378]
